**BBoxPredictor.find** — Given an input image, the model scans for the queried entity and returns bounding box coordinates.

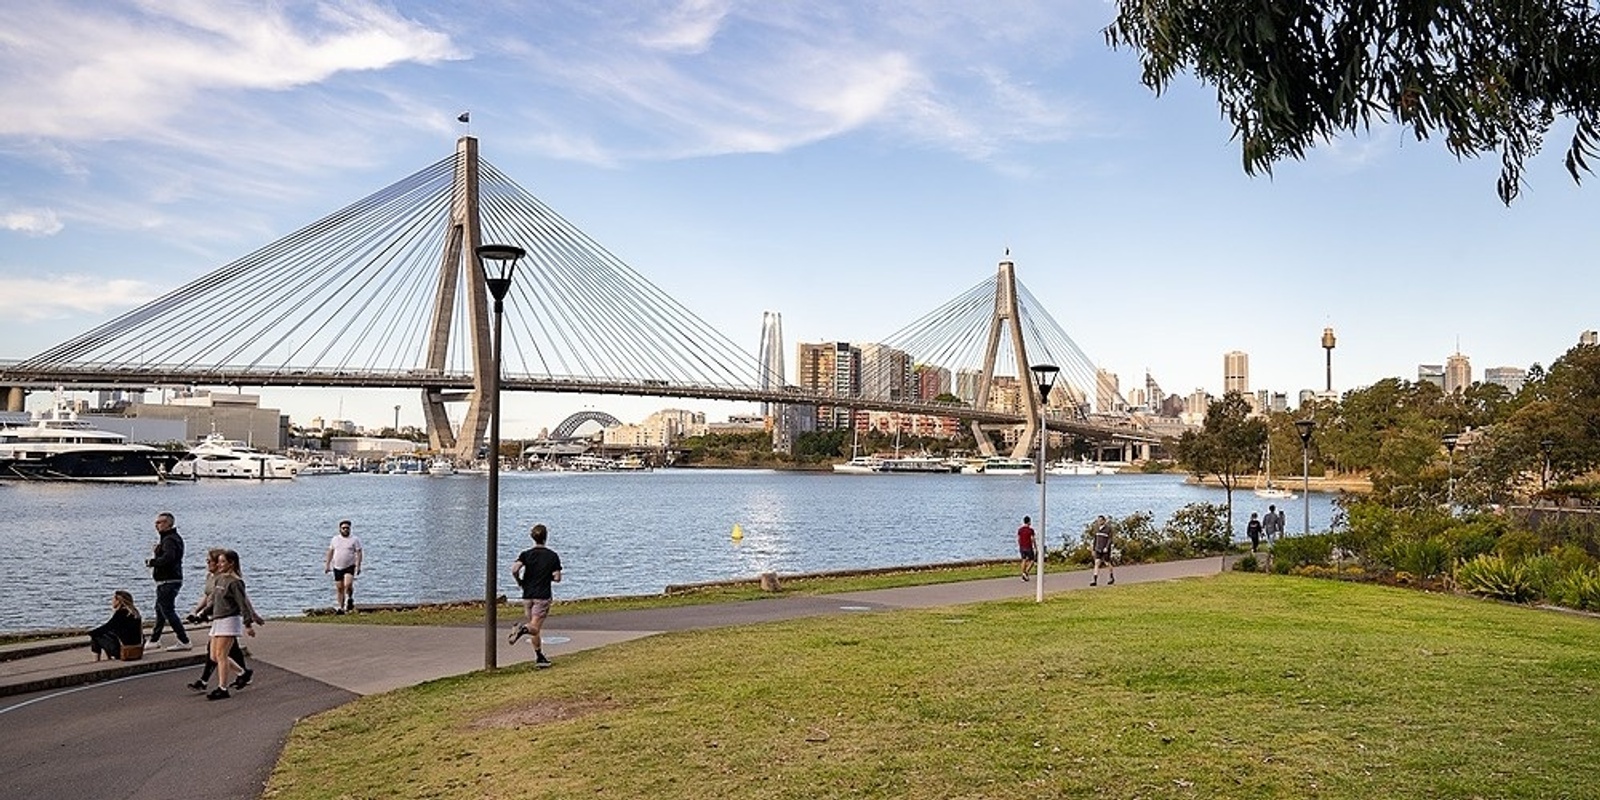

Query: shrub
[1381,538,1453,579]
[1163,502,1231,556]
[1548,565,1600,611]
[1495,530,1542,562]
[1232,554,1259,572]
[1270,534,1333,575]
[1454,555,1536,603]
[1070,512,1160,564]
[1438,515,1507,562]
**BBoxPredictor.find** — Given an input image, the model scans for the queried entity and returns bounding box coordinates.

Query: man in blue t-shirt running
[509,523,563,668]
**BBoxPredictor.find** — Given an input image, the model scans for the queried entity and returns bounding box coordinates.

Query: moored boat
[980,456,1036,475]
[170,433,304,480]
[831,455,884,474]
[876,452,959,473]
[0,399,177,483]
[1047,457,1120,476]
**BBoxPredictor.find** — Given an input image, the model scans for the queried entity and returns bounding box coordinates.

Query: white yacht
[0,399,177,483]
[426,457,456,476]
[831,455,884,474]
[170,433,304,480]
[1048,458,1120,476]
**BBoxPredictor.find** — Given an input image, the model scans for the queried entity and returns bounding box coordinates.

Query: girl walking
[203,549,259,701]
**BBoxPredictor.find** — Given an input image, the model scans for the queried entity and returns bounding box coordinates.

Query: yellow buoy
[731,523,744,541]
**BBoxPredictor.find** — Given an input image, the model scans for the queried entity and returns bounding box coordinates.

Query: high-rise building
[1096,368,1122,413]
[1185,388,1213,424]
[796,342,860,430]
[1418,364,1445,388]
[858,343,913,402]
[1223,351,1249,395]
[1484,366,1527,394]
[1445,352,1472,394]
[757,311,785,416]
[913,365,951,400]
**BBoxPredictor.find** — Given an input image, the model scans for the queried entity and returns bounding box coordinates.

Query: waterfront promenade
[0,558,1220,800]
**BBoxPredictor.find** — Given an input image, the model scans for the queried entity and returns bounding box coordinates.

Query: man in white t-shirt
[323,520,363,614]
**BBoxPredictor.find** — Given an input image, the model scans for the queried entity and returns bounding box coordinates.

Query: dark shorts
[522,598,553,622]
[1094,549,1113,564]
[1019,548,1036,561]
[333,566,357,581]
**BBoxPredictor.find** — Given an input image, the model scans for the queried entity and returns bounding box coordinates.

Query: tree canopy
[1106,0,1600,204]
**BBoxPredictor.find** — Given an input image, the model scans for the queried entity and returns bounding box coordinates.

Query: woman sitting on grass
[88,590,142,661]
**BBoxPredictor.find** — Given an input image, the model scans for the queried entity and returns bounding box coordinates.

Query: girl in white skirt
[204,549,258,701]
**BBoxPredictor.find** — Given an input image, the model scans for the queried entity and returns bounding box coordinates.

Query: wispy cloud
[499,2,1092,164]
[0,209,63,236]
[0,275,157,321]
[0,1,459,140]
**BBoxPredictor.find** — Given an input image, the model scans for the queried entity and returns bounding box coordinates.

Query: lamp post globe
[475,243,525,670]
[1442,433,1459,510]
[1029,364,1059,604]
[1293,419,1315,536]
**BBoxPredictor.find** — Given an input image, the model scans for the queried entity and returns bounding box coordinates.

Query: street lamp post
[1442,433,1459,510]
[1539,438,1554,496]
[476,243,524,670]
[1293,419,1315,536]
[1030,364,1059,604]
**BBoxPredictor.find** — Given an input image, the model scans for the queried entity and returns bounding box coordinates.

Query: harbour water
[0,470,1338,633]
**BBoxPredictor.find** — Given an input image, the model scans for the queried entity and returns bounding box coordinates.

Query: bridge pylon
[968,257,1045,460]
[420,136,494,463]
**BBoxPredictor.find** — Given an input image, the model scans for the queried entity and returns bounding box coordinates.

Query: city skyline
[3,3,1596,435]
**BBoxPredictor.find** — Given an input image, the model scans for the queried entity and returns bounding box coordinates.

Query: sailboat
[1254,436,1296,499]
[832,427,882,474]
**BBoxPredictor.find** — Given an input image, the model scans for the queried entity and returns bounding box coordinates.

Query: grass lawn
[266,573,1600,799]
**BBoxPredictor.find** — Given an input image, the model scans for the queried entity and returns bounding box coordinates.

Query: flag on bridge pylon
[457,111,470,123]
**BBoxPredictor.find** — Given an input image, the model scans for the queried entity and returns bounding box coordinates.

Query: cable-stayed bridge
[1,137,1158,461]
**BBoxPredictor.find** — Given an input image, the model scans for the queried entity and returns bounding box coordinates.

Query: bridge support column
[2,386,24,412]
[418,136,493,462]
[967,257,1042,459]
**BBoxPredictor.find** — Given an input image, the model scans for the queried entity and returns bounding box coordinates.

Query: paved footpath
[0,557,1221,799]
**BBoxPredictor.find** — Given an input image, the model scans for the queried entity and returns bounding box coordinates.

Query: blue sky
[3,1,1596,436]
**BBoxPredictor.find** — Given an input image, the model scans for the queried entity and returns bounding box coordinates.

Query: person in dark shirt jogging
[509,524,563,668]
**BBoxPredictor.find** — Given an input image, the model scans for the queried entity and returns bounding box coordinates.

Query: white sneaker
[165,641,192,652]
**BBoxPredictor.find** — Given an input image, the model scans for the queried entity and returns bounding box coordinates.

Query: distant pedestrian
[1275,506,1288,539]
[187,548,263,693]
[1246,513,1263,552]
[88,590,142,661]
[1262,504,1283,546]
[324,520,363,613]
[1016,516,1037,581]
[1090,515,1115,586]
[509,524,563,668]
[145,512,192,651]
[202,549,258,701]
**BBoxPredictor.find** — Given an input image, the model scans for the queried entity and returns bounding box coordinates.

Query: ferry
[980,456,1036,476]
[876,452,960,473]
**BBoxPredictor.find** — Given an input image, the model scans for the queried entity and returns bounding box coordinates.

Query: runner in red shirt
[1017,516,1037,582]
